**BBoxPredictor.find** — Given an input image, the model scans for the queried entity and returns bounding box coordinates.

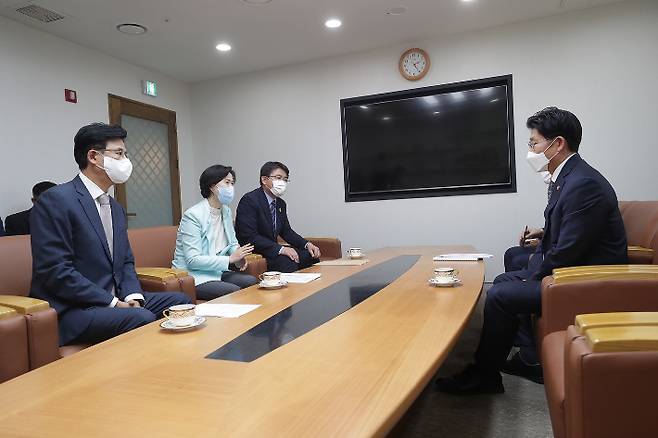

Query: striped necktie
[547,181,555,201]
[270,200,276,233]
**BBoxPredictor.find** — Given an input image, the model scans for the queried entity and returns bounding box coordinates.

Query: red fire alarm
[64,89,77,103]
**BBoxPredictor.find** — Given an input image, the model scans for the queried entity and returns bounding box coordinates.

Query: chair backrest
[619,201,658,264]
[127,226,179,268]
[0,235,32,296]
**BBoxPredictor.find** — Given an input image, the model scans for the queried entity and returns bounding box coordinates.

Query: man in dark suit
[30,123,191,346]
[4,181,56,236]
[235,161,321,273]
[437,107,627,395]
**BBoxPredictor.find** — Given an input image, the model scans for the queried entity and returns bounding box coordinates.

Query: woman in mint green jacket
[172,165,257,300]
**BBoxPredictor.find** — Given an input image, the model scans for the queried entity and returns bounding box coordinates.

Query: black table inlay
[206,255,421,362]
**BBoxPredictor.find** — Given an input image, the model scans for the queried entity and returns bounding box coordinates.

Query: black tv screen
[340,75,515,202]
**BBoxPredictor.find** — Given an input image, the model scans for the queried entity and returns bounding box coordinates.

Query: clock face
[400,48,430,81]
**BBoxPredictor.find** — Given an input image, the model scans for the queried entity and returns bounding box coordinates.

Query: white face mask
[270,180,287,197]
[101,156,133,184]
[526,137,558,173]
[540,171,552,184]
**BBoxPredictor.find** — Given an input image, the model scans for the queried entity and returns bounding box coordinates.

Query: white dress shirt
[78,172,144,307]
[550,153,576,182]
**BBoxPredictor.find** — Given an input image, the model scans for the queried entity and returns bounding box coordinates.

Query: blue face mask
[217,185,234,205]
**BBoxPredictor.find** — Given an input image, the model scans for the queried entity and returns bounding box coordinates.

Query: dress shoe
[502,352,544,384]
[435,364,504,395]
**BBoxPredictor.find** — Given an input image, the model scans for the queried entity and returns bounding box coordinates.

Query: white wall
[191,0,658,279]
[0,16,197,220]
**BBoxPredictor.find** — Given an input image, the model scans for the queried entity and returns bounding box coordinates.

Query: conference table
[0,246,484,437]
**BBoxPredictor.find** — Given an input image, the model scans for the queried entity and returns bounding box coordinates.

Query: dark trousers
[196,271,259,301]
[475,272,542,372]
[504,245,535,272]
[69,291,191,345]
[267,248,319,273]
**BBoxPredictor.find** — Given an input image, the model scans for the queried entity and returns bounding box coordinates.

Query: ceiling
[0,0,624,83]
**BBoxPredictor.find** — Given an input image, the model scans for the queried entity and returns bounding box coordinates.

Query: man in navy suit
[437,107,627,395]
[5,181,56,236]
[30,123,191,346]
[235,161,321,273]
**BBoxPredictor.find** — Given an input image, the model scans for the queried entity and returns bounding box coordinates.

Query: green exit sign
[142,80,157,97]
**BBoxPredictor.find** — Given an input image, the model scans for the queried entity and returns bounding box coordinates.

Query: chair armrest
[135,268,197,303]
[304,237,342,260]
[0,306,29,383]
[538,271,658,340]
[244,254,267,278]
[0,295,50,314]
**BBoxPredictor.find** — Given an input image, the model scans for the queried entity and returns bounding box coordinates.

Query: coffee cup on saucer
[259,271,282,287]
[433,267,459,282]
[163,304,196,327]
[347,248,364,259]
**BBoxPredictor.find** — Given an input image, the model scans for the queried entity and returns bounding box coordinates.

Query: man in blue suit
[235,161,321,273]
[437,107,627,395]
[30,123,191,346]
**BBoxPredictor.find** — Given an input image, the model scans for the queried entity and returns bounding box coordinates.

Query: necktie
[270,200,277,233]
[98,194,114,259]
[547,181,555,201]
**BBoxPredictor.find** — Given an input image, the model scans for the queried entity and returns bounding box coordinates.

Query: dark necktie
[270,200,276,233]
[547,180,555,201]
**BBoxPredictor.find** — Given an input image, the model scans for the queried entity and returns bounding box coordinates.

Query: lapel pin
[556,186,560,191]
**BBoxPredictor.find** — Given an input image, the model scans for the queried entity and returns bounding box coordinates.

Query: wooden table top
[0,246,484,438]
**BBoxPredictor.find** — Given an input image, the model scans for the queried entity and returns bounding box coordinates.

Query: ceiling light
[325,18,342,29]
[385,6,408,16]
[241,0,272,4]
[461,0,476,3]
[116,23,147,35]
[215,43,232,52]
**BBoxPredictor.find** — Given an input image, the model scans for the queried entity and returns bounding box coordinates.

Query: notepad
[195,303,260,318]
[315,259,369,266]
[280,273,322,283]
[433,253,494,261]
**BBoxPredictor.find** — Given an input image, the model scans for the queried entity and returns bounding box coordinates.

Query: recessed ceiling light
[461,0,476,3]
[385,6,408,16]
[215,43,232,52]
[116,23,147,35]
[325,18,342,29]
[241,0,272,3]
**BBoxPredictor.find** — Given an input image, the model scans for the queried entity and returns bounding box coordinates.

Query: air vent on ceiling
[16,4,65,23]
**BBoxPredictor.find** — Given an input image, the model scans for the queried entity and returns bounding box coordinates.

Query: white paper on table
[195,303,260,318]
[279,273,322,284]
[433,253,494,261]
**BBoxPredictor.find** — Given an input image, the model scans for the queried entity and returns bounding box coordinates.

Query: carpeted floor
[389,285,554,438]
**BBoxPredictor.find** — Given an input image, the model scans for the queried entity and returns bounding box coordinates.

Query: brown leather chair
[0,305,29,383]
[619,201,658,264]
[543,318,658,438]
[127,226,196,302]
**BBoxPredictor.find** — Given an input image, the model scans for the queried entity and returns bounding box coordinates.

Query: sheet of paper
[195,303,260,318]
[280,273,322,283]
[315,259,369,266]
[433,253,494,261]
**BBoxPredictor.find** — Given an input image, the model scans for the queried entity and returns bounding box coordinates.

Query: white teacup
[260,271,282,286]
[347,248,363,259]
[163,304,196,327]
[433,267,459,282]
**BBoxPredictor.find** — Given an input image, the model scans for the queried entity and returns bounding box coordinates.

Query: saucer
[258,280,288,290]
[160,316,206,331]
[429,277,461,287]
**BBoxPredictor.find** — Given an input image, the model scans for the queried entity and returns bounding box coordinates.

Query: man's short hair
[259,161,289,185]
[526,107,582,152]
[74,123,127,170]
[32,181,57,198]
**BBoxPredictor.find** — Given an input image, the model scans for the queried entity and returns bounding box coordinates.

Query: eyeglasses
[267,175,290,183]
[527,138,554,152]
[96,148,128,159]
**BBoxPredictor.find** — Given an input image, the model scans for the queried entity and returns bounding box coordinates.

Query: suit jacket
[30,176,143,345]
[172,199,240,285]
[0,217,4,236]
[235,187,307,260]
[530,154,627,281]
[5,208,31,236]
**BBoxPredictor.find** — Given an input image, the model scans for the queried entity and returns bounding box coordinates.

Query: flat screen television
[340,74,515,202]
